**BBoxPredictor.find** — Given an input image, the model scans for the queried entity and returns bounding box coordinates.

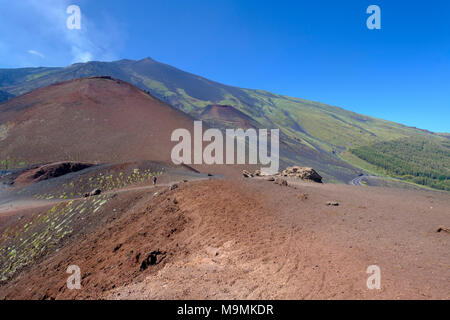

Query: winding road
[349,174,382,186]
[349,175,366,186]
[348,176,365,186]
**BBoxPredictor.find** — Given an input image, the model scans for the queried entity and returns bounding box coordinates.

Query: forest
[350,137,450,191]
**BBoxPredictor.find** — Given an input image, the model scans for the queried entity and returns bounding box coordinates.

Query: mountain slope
[0,58,448,186]
[0,90,14,102]
[0,76,196,165]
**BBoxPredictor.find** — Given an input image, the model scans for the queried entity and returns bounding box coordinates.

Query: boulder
[169,184,178,191]
[281,166,322,183]
[254,169,261,176]
[298,193,309,200]
[242,170,253,178]
[139,250,166,271]
[275,178,288,186]
[436,226,450,234]
[86,189,101,197]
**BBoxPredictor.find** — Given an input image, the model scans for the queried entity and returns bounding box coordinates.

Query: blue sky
[0,0,449,132]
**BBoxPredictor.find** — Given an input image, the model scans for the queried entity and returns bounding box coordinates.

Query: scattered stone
[242,170,253,178]
[281,166,322,183]
[206,246,220,257]
[327,201,339,206]
[113,243,122,252]
[169,184,178,191]
[91,189,101,196]
[275,178,288,186]
[298,193,309,200]
[436,226,450,234]
[84,189,101,197]
[207,173,213,177]
[140,250,166,271]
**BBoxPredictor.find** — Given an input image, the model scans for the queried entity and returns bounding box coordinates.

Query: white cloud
[28,50,45,58]
[0,0,123,67]
[72,49,93,63]
[27,0,121,64]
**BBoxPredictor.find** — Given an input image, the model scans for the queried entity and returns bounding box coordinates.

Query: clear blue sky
[1,0,449,132]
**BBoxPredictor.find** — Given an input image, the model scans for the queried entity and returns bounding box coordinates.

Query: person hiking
[153,176,157,185]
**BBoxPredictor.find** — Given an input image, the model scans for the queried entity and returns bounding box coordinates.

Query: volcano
[0,77,195,165]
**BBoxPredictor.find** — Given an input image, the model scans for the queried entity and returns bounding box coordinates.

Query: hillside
[0,58,448,187]
[0,77,196,165]
[200,104,258,129]
[2,178,449,299]
[350,138,450,191]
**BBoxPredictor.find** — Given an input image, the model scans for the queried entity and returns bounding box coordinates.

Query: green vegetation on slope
[1,58,448,187]
[350,138,450,191]
[0,59,441,155]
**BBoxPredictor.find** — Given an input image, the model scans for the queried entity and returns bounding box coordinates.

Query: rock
[206,246,220,257]
[281,166,322,183]
[266,176,275,181]
[169,184,178,191]
[436,226,450,234]
[257,170,276,177]
[275,178,288,186]
[140,250,166,271]
[242,170,253,178]
[298,193,309,200]
[92,189,101,196]
[327,201,339,206]
[254,169,261,176]
[85,189,101,197]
